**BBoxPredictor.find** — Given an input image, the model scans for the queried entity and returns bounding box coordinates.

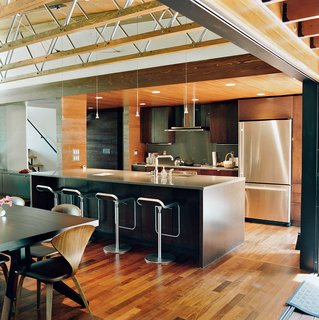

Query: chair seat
[0,253,10,263]
[30,244,58,259]
[20,256,72,283]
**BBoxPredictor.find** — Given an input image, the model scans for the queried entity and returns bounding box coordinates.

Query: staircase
[28,151,44,172]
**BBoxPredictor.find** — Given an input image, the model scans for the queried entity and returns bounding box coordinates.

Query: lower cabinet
[200,169,238,177]
[0,172,30,199]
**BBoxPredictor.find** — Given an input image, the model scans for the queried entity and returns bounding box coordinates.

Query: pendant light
[135,16,140,117]
[95,75,99,119]
[136,68,140,117]
[184,60,188,114]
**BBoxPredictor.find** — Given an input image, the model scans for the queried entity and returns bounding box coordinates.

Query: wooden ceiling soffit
[0,53,280,104]
[0,1,166,53]
[283,0,319,23]
[161,0,319,81]
[0,22,202,72]
[0,0,54,19]
[0,38,230,83]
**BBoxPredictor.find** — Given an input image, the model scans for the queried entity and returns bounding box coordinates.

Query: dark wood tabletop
[0,204,98,252]
[0,204,98,320]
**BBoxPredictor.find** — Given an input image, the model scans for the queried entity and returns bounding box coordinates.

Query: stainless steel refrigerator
[239,119,292,224]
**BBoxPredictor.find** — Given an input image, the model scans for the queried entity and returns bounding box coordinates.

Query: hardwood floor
[0,222,306,319]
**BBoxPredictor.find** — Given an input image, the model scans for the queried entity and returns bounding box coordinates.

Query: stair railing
[27,118,57,153]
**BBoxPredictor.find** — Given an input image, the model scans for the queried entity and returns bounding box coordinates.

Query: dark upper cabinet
[140,106,175,144]
[209,100,238,144]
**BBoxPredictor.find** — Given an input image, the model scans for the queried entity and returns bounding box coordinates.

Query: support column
[300,80,319,271]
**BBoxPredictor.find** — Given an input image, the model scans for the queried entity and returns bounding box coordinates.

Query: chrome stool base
[144,252,175,265]
[103,243,131,254]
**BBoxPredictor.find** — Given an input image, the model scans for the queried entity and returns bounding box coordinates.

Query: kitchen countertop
[133,163,238,171]
[31,168,244,190]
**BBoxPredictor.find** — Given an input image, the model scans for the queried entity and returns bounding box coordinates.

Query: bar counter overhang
[31,169,245,268]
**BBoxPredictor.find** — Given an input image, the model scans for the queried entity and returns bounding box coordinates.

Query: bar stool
[36,185,60,206]
[61,188,85,216]
[137,197,180,265]
[95,192,136,254]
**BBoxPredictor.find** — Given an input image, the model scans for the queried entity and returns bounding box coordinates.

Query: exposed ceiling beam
[312,36,319,48]
[299,19,319,38]
[284,0,319,23]
[0,38,230,83]
[160,0,318,82]
[0,0,54,18]
[0,22,203,72]
[0,1,167,53]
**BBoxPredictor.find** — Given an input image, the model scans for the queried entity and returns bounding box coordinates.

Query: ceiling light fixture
[140,102,146,106]
[95,76,100,119]
[48,3,66,10]
[184,60,188,114]
[136,69,140,117]
[152,90,160,94]
[135,17,140,118]
[257,92,265,96]
[225,83,236,87]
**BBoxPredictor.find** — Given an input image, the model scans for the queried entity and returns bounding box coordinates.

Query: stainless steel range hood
[165,104,207,132]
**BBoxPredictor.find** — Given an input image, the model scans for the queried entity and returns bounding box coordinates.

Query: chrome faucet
[154,155,174,178]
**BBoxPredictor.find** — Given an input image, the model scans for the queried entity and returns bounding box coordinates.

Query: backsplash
[146,131,238,165]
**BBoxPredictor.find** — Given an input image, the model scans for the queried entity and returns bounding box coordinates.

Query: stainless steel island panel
[202,179,245,266]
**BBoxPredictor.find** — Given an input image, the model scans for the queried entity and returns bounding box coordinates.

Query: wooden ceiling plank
[300,19,319,37]
[1,39,250,84]
[285,0,319,23]
[0,0,54,19]
[0,22,202,72]
[0,1,167,53]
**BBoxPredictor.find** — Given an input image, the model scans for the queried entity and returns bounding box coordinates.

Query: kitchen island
[31,169,245,267]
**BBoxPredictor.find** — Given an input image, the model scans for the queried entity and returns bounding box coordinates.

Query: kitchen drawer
[200,169,238,176]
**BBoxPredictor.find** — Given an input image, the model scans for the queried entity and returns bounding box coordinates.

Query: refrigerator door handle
[245,185,288,192]
[239,124,244,177]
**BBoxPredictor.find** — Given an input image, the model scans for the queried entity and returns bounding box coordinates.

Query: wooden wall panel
[61,95,87,171]
[129,107,146,169]
[238,96,293,120]
[291,95,302,226]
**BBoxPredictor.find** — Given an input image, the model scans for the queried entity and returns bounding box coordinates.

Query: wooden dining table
[0,204,98,320]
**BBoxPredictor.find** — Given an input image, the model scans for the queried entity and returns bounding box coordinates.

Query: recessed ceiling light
[95,96,103,100]
[257,93,265,96]
[152,90,160,94]
[225,83,236,87]
[192,98,199,101]
[140,102,146,106]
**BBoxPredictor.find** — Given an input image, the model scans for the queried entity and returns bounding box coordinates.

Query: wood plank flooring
[0,222,309,319]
